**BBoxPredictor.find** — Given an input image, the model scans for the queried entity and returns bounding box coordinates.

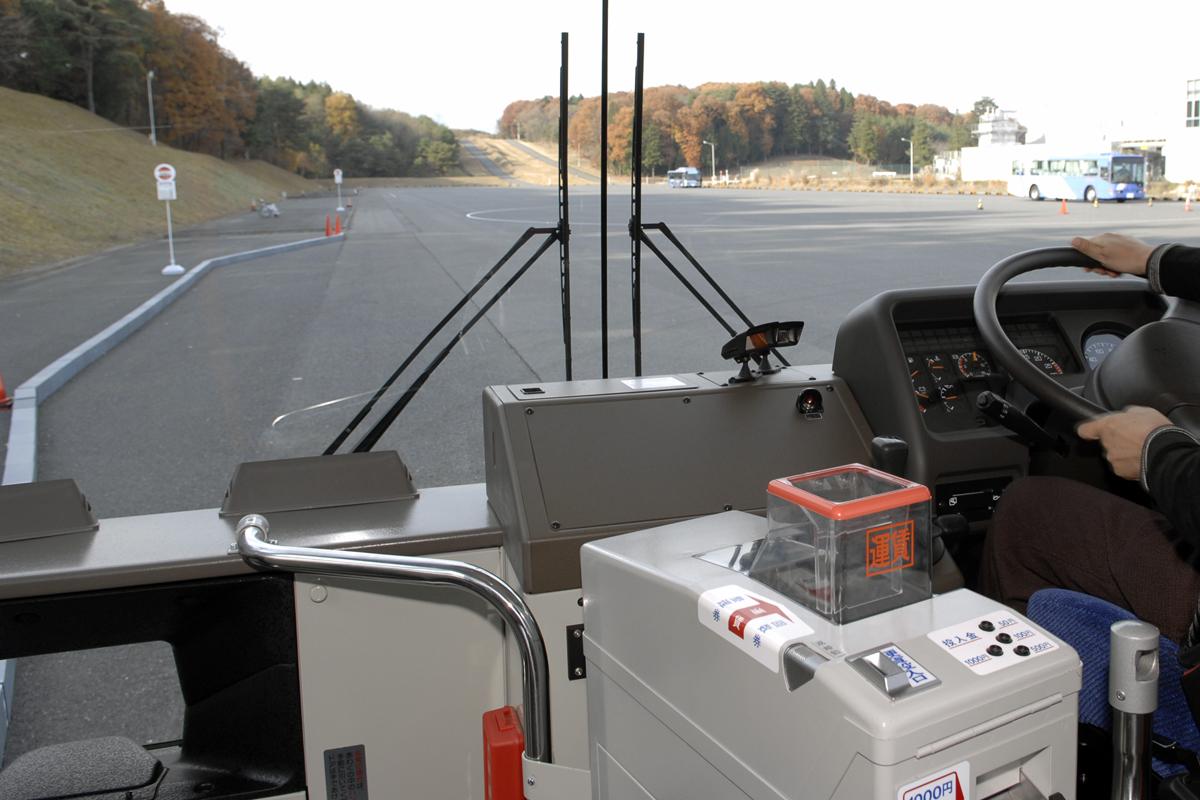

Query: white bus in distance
[667,166,703,188]
[1008,153,1145,203]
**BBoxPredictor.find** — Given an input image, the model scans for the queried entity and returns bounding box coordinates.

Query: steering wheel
[973,247,1200,434]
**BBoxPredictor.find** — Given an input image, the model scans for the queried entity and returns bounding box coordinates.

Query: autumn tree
[146,6,255,155]
[324,92,360,140]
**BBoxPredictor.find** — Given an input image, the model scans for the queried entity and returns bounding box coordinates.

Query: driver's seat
[1027,588,1200,777]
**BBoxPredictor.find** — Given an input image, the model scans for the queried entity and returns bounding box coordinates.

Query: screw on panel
[1117,691,1127,701]
[310,585,328,603]
[525,408,534,416]
[573,667,584,677]
[527,776,536,787]
[682,397,691,404]
[573,628,582,638]
[551,521,561,530]
[723,504,733,511]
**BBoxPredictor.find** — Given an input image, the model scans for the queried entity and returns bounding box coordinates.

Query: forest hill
[0,0,457,178]
[500,82,992,173]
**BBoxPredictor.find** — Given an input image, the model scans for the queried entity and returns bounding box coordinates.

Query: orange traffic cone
[0,371,12,409]
[334,214,342,235]
[1059,198,1068,215]
[325,214,332,237]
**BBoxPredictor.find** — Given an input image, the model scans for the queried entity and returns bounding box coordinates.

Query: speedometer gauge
[1020,348,1064,376]
[1083,332,1123,369]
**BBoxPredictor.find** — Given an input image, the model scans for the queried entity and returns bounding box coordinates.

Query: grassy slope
[0,87,314,276]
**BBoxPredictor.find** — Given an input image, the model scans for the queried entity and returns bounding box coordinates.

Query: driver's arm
[1071,234,1200,301]
[1146,427,1200,558]
[1079,408,1200,555]
[1154,244,1200,300]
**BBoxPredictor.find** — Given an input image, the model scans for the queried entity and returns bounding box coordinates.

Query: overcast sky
[166,0,1194,144]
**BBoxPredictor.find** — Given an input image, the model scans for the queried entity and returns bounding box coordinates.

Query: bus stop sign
[155,163,177,201]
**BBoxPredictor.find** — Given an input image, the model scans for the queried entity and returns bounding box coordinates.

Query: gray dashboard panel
[485,367,877,593]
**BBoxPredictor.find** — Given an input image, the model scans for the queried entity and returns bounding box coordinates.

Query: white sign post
[155,163,183,275]
[334,168,345,212]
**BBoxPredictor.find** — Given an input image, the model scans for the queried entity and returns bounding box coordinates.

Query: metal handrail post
[236,515,552,763]
[1109,619,1159,800]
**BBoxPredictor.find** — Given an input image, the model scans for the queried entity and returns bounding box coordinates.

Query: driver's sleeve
[1143,426,1200,563]
[1148,244,1200,300]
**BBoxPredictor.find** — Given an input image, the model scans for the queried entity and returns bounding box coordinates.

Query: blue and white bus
[1008,153,1145,202]
[666,167,702,188]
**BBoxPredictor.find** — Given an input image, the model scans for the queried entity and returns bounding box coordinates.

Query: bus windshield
[1111,158,1145,185]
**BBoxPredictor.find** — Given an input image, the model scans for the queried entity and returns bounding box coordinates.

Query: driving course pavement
[4,184,1199,760]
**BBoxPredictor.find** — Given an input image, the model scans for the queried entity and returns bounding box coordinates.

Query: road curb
[1,232,345,487]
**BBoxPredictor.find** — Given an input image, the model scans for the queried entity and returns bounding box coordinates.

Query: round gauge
[955,351,992,379]
[1083,332,1124,370]
[1020,348,1064,376]
[908,356,931,413]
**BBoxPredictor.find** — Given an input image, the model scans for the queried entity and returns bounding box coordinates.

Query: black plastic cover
[220,450,417,517]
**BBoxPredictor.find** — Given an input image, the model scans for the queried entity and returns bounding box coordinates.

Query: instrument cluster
[900,317,1087,433]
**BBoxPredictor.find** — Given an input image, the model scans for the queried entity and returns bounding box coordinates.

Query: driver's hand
[1077,406,1173,480]
[1071,234,1153,278]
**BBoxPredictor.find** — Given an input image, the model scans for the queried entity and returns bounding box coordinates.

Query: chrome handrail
[235,514,552,763]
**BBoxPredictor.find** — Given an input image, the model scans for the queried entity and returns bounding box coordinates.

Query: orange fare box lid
[767,463,931,521]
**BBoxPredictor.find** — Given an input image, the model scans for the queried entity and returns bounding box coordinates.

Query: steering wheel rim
[972,246,1109,421]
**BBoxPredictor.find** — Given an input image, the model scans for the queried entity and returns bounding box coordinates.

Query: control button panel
[927,612,1059,675]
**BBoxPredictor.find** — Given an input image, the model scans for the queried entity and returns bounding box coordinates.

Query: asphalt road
[5,185,1200,762]
[22,187,1200,516]
[0,195,340,470]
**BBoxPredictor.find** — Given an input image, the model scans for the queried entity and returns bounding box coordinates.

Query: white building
[973,109,1026,146]
[1164,78,1200,183]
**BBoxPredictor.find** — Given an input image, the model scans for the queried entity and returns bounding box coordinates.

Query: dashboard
[899,316,1124,433]
[832,281,1167,521]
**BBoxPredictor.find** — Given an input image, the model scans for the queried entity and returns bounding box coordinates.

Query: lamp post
[900,136,913,181]
[702,139,716,182]
[146,69,157,147]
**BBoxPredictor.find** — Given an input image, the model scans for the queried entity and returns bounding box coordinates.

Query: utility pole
[146,69,157,146]
[702,139,716,182]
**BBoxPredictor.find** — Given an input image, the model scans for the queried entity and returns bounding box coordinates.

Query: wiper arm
[325,226,556,455]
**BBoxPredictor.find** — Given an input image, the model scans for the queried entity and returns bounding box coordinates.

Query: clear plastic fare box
[755,464,932,624]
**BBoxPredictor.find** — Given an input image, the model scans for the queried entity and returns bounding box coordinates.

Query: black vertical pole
[630,33,644,376]
[600,0,609,378]
[558,32,572,380]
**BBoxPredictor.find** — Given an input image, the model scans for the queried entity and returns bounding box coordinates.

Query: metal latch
[856,651,910,696]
